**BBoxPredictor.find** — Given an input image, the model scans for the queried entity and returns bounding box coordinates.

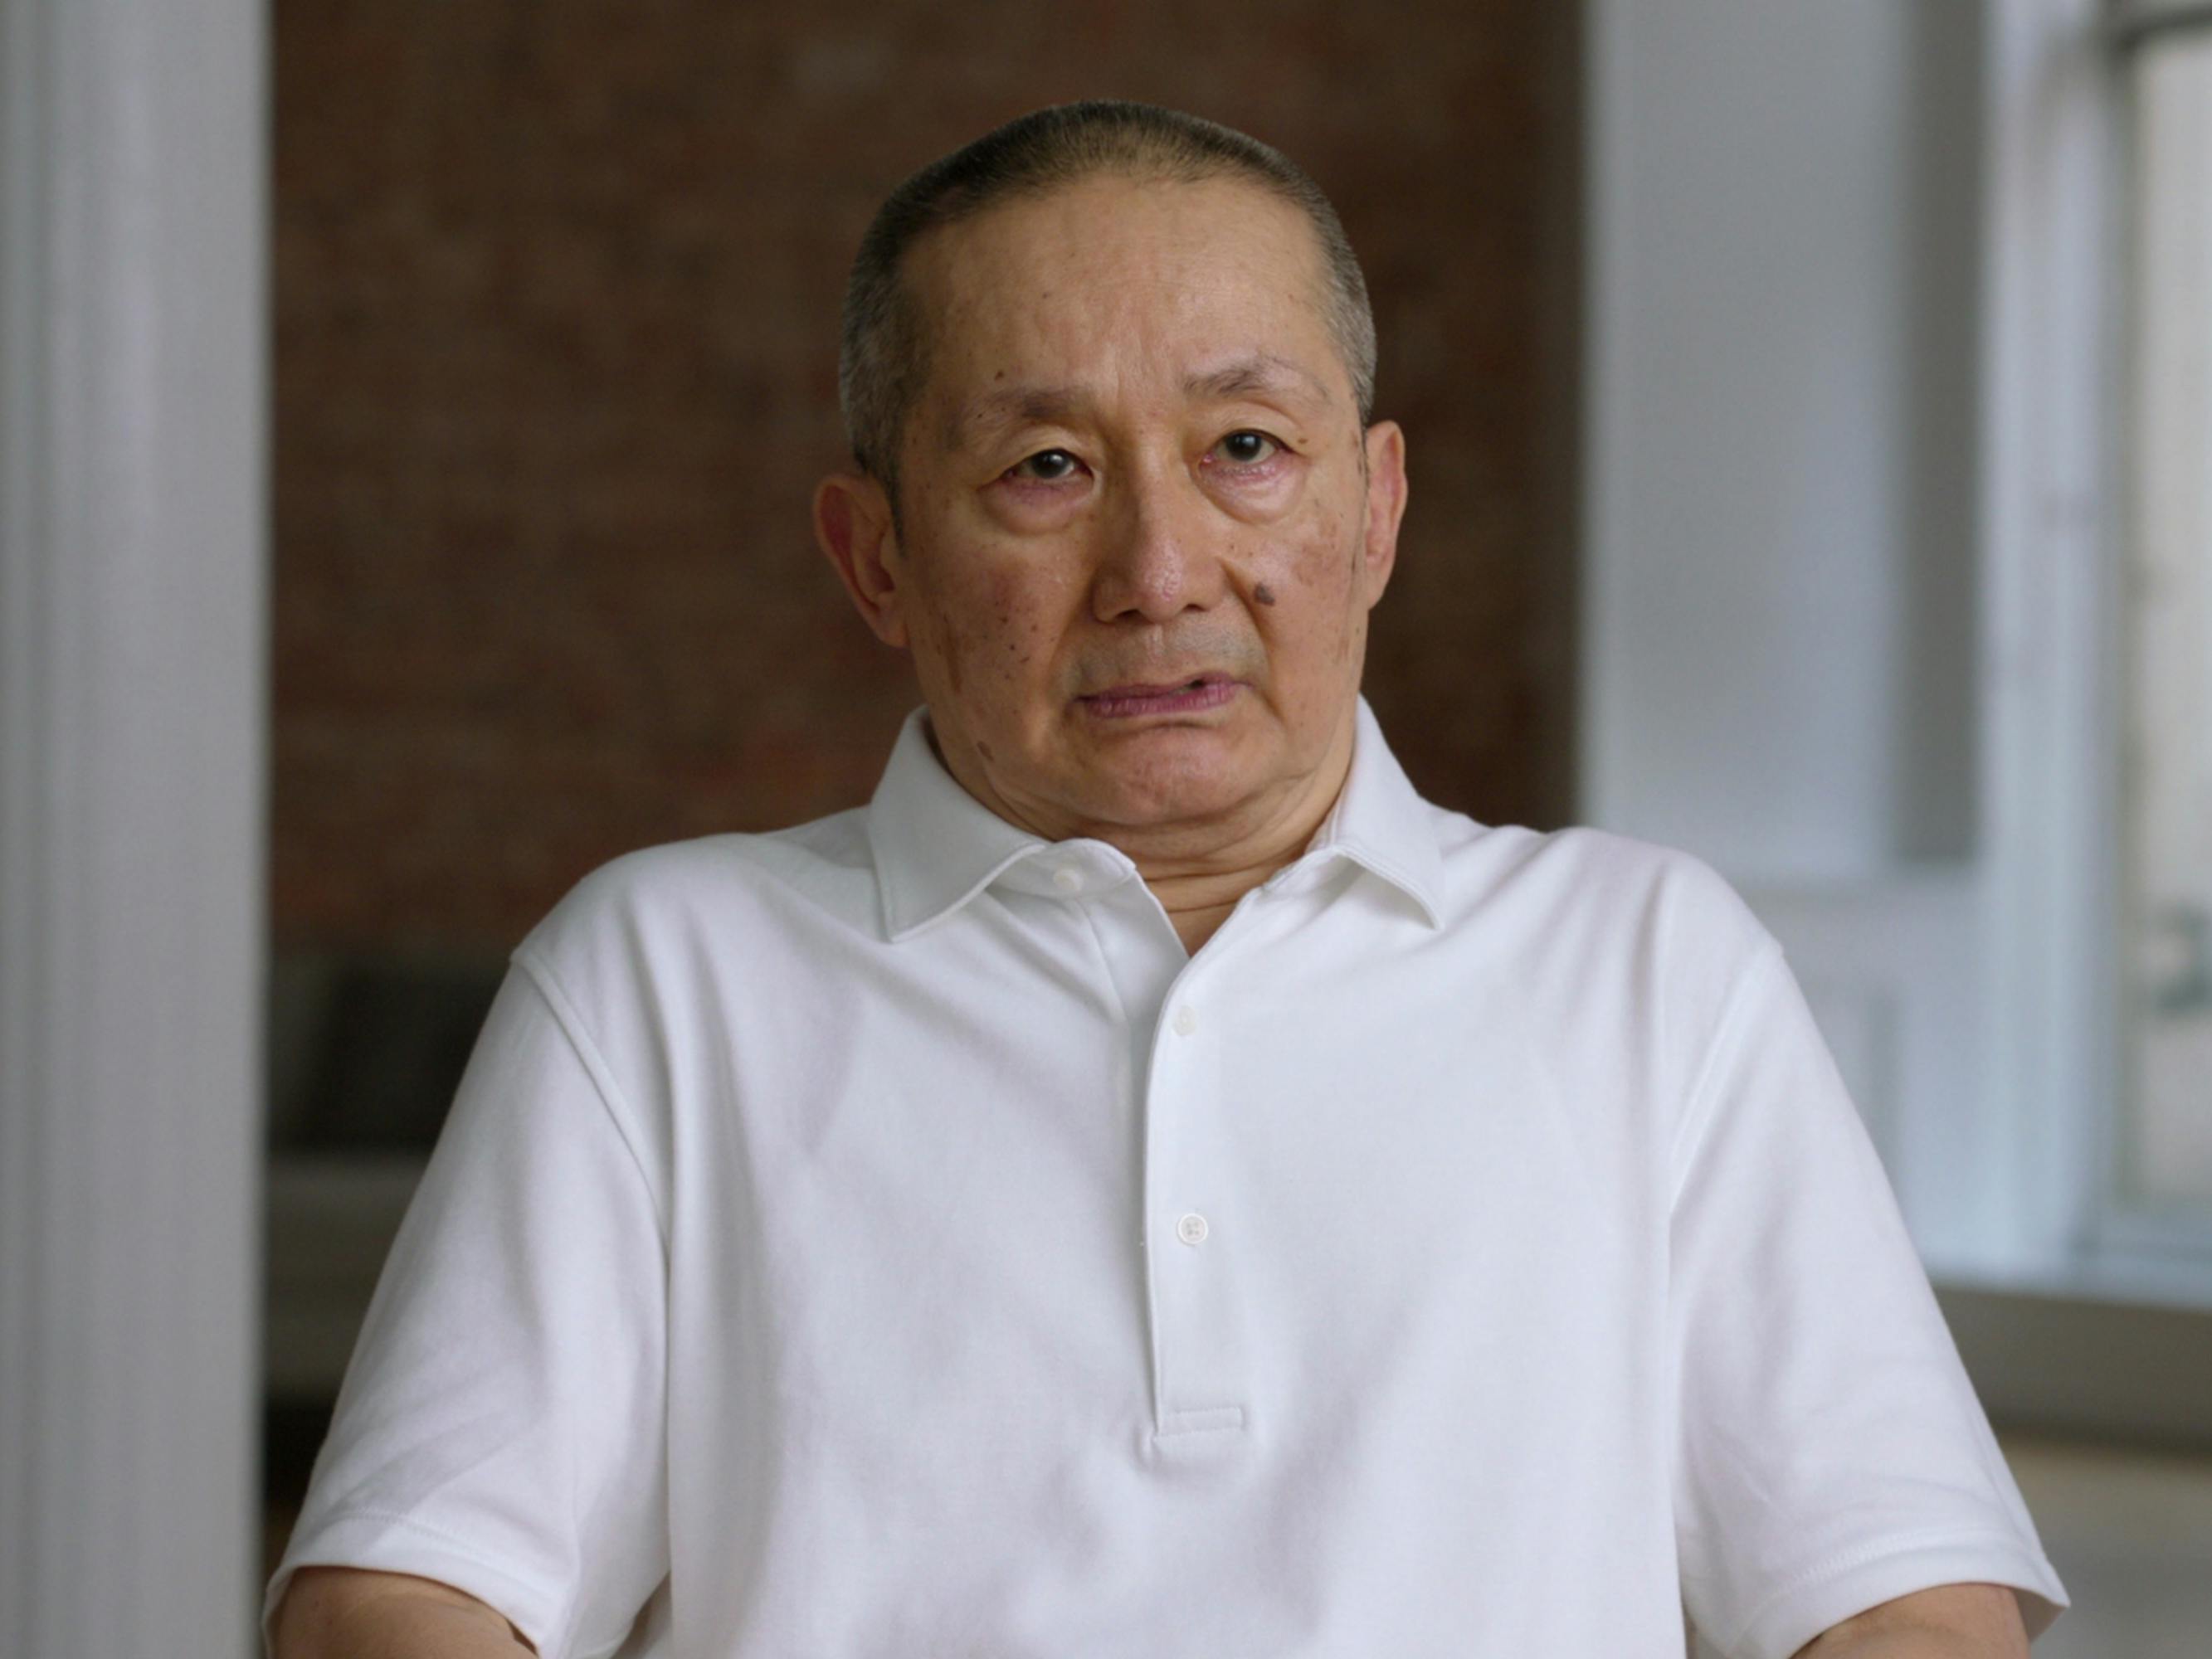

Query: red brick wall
[271,0,1581,951]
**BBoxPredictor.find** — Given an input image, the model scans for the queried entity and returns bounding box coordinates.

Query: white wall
[1584,0,1984,883]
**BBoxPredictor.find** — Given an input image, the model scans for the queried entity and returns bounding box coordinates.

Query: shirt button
[1172,1005,1199,1037]
[1177,1212,1209,1245]
[1051,864,1084,893]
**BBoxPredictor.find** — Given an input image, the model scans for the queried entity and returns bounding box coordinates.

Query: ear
[1358,420,1408,607]
[813,470,909,649]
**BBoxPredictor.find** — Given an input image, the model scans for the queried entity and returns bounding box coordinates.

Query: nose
[1089,456,1226,625]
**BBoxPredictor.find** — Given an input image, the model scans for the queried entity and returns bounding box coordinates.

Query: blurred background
[2,0,2209,1654]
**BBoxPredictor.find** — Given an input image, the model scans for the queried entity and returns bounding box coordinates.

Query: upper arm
[271,1566,539,1657]
[262,962,671,1654]
[1790,1582,2031,1656]
[1669,942,2068,1654]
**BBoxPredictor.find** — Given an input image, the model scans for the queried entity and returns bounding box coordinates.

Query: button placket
[1143,953,1250,1443]
[1084,873,1267,1446]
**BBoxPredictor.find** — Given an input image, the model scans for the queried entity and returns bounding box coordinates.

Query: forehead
[902,174,1348,426]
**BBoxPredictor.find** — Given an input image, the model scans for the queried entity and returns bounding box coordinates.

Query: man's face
[821,173,1407,852]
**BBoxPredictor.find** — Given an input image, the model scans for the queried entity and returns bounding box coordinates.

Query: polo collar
[867,692,1446,942]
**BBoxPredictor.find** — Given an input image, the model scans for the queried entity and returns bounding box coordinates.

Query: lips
[1076,674,1241,719]
[1083,672,1232,698]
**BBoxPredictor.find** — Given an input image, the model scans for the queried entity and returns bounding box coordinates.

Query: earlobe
[812,471,909,649]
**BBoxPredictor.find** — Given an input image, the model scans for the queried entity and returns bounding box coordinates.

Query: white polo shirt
[266,694,2069,1659]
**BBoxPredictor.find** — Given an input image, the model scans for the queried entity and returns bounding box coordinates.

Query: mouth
[1076,674,1241,720]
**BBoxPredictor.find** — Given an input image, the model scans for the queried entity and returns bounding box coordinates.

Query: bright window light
[2119,27,2212,1211]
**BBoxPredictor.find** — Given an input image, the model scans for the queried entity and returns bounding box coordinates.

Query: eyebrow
[1183,352,1333,407]
[941,353,1337,455]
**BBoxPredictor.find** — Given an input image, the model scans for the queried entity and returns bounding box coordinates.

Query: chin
[1085,761,1260,828]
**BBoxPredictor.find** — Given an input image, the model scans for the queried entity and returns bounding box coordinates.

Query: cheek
[923,565,1065,704]
[1254,508,1367,676]
[1264,495,1357,589]
[983,570,1051,676]
[1262,513,1360,611]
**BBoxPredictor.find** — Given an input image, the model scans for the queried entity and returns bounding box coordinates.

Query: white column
[0,0,266,1652]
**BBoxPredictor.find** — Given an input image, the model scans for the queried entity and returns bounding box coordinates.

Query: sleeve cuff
[1723,1530,2072,1659]
[262,1509,563,1658]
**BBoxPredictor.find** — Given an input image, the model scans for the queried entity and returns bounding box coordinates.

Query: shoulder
[518,808,875,969]
[501,809,879,1075]
[488,810,880,1168]
[1419,814,1782,1116]
[1427,811,1774,971]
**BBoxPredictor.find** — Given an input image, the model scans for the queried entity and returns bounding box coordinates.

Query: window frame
[2093,0,2212,1263]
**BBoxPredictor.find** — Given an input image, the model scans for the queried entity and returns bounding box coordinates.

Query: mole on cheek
[977,738,995,761]
[1255,582,1277,606]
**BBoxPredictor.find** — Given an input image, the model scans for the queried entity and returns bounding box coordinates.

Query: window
[2116,10,2212,1221]
[1585,0,2212,1325]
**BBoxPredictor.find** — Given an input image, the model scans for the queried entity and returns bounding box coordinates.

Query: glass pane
[2121,30,2212,1209]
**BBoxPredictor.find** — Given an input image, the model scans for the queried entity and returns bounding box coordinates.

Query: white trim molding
[0,0,267,1652]
[1972,0,2128,1285]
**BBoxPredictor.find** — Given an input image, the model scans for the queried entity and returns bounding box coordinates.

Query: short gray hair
[837,100,1378,504]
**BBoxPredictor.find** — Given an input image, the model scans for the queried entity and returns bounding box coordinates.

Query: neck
[1097,708,1358,956]
[1152,869,1289,957]
[924,699,1361,956]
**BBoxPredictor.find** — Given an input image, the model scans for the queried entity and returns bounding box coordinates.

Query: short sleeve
[263,958,670,1659]
[1669,941,2070,1659]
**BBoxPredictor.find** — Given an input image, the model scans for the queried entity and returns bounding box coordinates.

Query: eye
[1210,430,1282,467]
[1005,448,1084,484]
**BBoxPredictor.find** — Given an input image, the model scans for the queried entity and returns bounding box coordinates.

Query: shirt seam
[510,946,674,1258]
[1718,1525,2054,1656]
[1666,934,1786,1207]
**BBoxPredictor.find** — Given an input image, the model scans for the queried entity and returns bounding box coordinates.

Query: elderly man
[267,102,2068,1658]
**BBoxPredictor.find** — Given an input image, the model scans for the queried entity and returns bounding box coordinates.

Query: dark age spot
[1255,582,1277,606]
